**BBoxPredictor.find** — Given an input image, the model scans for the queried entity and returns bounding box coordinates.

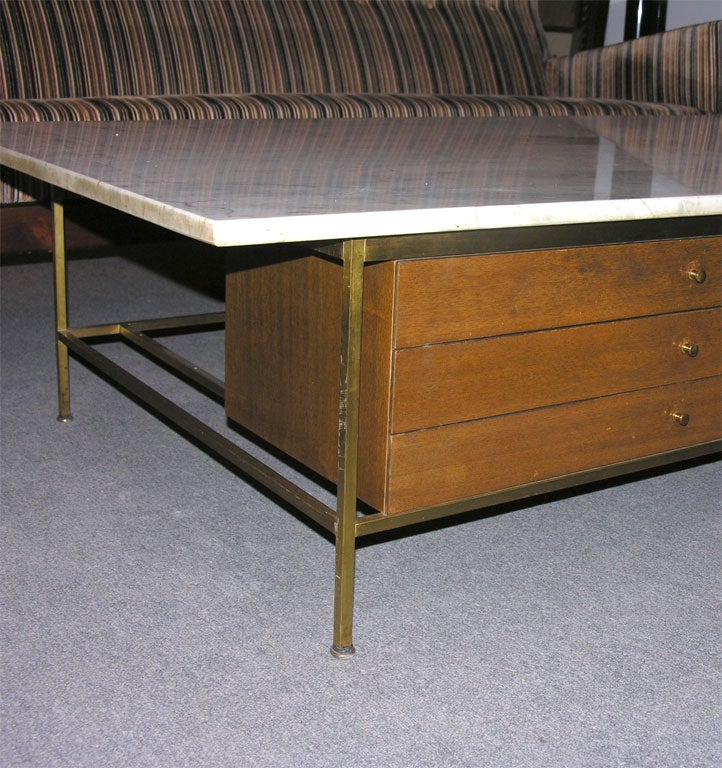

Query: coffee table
[2,116,721,656]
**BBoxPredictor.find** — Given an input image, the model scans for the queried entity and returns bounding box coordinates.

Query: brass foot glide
[330,644,356,659]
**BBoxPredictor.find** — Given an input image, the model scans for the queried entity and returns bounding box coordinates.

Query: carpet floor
[1,246,720,767]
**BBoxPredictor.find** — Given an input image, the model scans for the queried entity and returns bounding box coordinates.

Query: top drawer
[394,237,721,347]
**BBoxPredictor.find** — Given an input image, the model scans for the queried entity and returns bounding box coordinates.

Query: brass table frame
[50,192,721,657]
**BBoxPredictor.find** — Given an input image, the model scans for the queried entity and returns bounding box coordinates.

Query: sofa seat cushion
[0,93,699,124]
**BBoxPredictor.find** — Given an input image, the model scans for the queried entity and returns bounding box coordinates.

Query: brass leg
[330,240,366,658]
[52,193,73,422]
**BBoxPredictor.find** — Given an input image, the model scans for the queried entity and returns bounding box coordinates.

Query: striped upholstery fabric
[0,0,718,204]
[0,0,549,204]
[546,21,721,115]
[0,93,698,123]
[0,0,550,99]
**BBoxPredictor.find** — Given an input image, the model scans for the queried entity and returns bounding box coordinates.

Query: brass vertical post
[330,239,366,658]
[52,190,72,422]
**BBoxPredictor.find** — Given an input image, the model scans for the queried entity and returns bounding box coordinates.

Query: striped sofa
[1,0,720,206]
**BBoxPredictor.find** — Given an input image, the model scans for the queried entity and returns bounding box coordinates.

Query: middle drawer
[392,308,721,433]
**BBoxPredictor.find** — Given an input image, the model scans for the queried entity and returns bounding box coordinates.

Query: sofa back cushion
[0,0,550,99]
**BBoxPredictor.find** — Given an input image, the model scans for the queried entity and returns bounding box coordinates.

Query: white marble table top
[1,115,720,246]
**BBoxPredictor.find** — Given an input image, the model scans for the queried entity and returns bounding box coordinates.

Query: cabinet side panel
[225,253,394,512]
[226,253,342,481]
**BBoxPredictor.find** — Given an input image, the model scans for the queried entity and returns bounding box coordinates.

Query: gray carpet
[1,244,720,768]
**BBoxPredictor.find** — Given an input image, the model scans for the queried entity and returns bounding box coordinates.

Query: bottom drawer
[386,376,721,514]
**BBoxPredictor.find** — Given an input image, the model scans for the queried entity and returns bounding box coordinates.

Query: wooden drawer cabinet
[226,236,722,515]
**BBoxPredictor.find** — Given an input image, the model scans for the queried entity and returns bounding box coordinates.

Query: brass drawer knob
[671,412,690,426]
[679,340,700,357]
[686,266,707,284]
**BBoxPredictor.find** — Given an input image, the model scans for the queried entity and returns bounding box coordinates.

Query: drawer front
[386,376,722,514]
[394,237,721,347]
[392,309,722,433]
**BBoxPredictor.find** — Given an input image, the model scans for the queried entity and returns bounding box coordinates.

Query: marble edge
[3,146,721,248]
[0,148,217,243]
[208,197,722,246]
